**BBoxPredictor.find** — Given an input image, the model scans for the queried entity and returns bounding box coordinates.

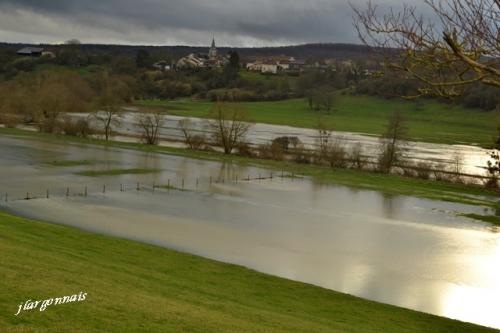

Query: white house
[261,63,279,74]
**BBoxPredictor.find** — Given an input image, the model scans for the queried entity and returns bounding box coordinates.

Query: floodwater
[1,135,500,329]
[72,111,492,177]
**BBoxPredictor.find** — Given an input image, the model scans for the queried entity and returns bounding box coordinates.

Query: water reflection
[70,112,493,177]
[1,135,500,329]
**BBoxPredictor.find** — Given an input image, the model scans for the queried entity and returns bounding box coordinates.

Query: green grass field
[0,211,497,333]
[35,63,104,76]
[135,96,498,147]
[75,168,161,177]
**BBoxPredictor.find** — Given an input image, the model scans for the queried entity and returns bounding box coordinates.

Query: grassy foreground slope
[136,96,498,147]
[0,211,497,333]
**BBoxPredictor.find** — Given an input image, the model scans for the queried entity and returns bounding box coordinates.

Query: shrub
[258,142,285,161]
[349,143,367,170]
[0,113,22,128]
[62,117,95,138]
[414,161,433,180]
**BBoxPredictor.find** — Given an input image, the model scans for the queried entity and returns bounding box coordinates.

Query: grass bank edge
[0,210,497,333]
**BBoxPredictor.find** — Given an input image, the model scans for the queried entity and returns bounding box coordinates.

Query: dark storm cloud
[0,0,414,46]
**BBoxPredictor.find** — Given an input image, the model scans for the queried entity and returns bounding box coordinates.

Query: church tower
[208,37,217,60]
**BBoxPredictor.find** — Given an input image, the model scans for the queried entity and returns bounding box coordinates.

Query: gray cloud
[0,0,422,46]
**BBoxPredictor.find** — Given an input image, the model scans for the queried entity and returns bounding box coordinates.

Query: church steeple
[208,36,217,59]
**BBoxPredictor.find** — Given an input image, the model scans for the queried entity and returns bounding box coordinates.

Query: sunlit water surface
[1,135,500,329]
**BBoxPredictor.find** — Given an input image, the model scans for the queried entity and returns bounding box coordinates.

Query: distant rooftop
[17,47,44,55]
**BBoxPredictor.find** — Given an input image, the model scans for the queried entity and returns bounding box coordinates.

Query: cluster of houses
[174,38,229,70]
[15,40,373,76]
[16,47,56,58]
[245,57,307,74]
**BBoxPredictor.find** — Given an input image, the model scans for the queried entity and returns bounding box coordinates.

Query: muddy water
[1,135,500,329]
[72,111,492,177]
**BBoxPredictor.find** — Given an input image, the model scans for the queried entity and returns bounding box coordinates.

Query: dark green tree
[136,49,151,69]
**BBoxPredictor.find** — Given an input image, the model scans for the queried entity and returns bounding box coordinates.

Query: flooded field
[71,111,492,177]
[1,134,500,329]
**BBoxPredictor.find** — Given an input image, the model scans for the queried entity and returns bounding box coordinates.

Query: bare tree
[315,119,348,167]
[316,119,334,158]
[178,118,206,150]
[352,0,500,98]
[93,72,127,140]
[136,112,164,145]
[378,110,408,173]
[95,109,122,140]
[208,102,252,154]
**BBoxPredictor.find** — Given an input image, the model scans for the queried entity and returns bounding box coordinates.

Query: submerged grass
[75,168,161,177]
[2,127,499,209]
[0,211,497,333]
[49,160,94,167]
[462,213,500,227]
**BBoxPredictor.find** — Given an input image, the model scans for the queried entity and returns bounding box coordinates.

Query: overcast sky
[0,0,413,47]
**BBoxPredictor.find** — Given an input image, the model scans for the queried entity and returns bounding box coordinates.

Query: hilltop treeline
[0,42,497,112]
[0,42,374,62]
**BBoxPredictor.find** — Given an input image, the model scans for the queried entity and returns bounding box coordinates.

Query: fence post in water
[210,176,212,186]
[196,178,199,188]
[137,182,140,191]
[5,192,7,203]
[270,172,273,181]
[153,182,155,193]
[26,192,30,200]
[120,184,123,192]
[235,174,238,183]
[46,189,49,199]
[103,185,106,195]
[66,187,69,198]
[182,178,184,190]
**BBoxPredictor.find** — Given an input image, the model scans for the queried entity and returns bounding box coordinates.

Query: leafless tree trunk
[95,108,122,141]
[378,110,408,173]
[93,71,128,140]
[208,102,252,154]
[136,112,164,145]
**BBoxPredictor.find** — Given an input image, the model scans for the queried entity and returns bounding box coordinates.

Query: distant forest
[0,43,374,61]
[0,42,497,117]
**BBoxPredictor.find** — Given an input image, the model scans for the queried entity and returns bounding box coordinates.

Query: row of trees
[174,104,480,185]
[0,70,134,138]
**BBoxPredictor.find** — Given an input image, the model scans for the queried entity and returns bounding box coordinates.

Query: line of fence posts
[1,171,297,203]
